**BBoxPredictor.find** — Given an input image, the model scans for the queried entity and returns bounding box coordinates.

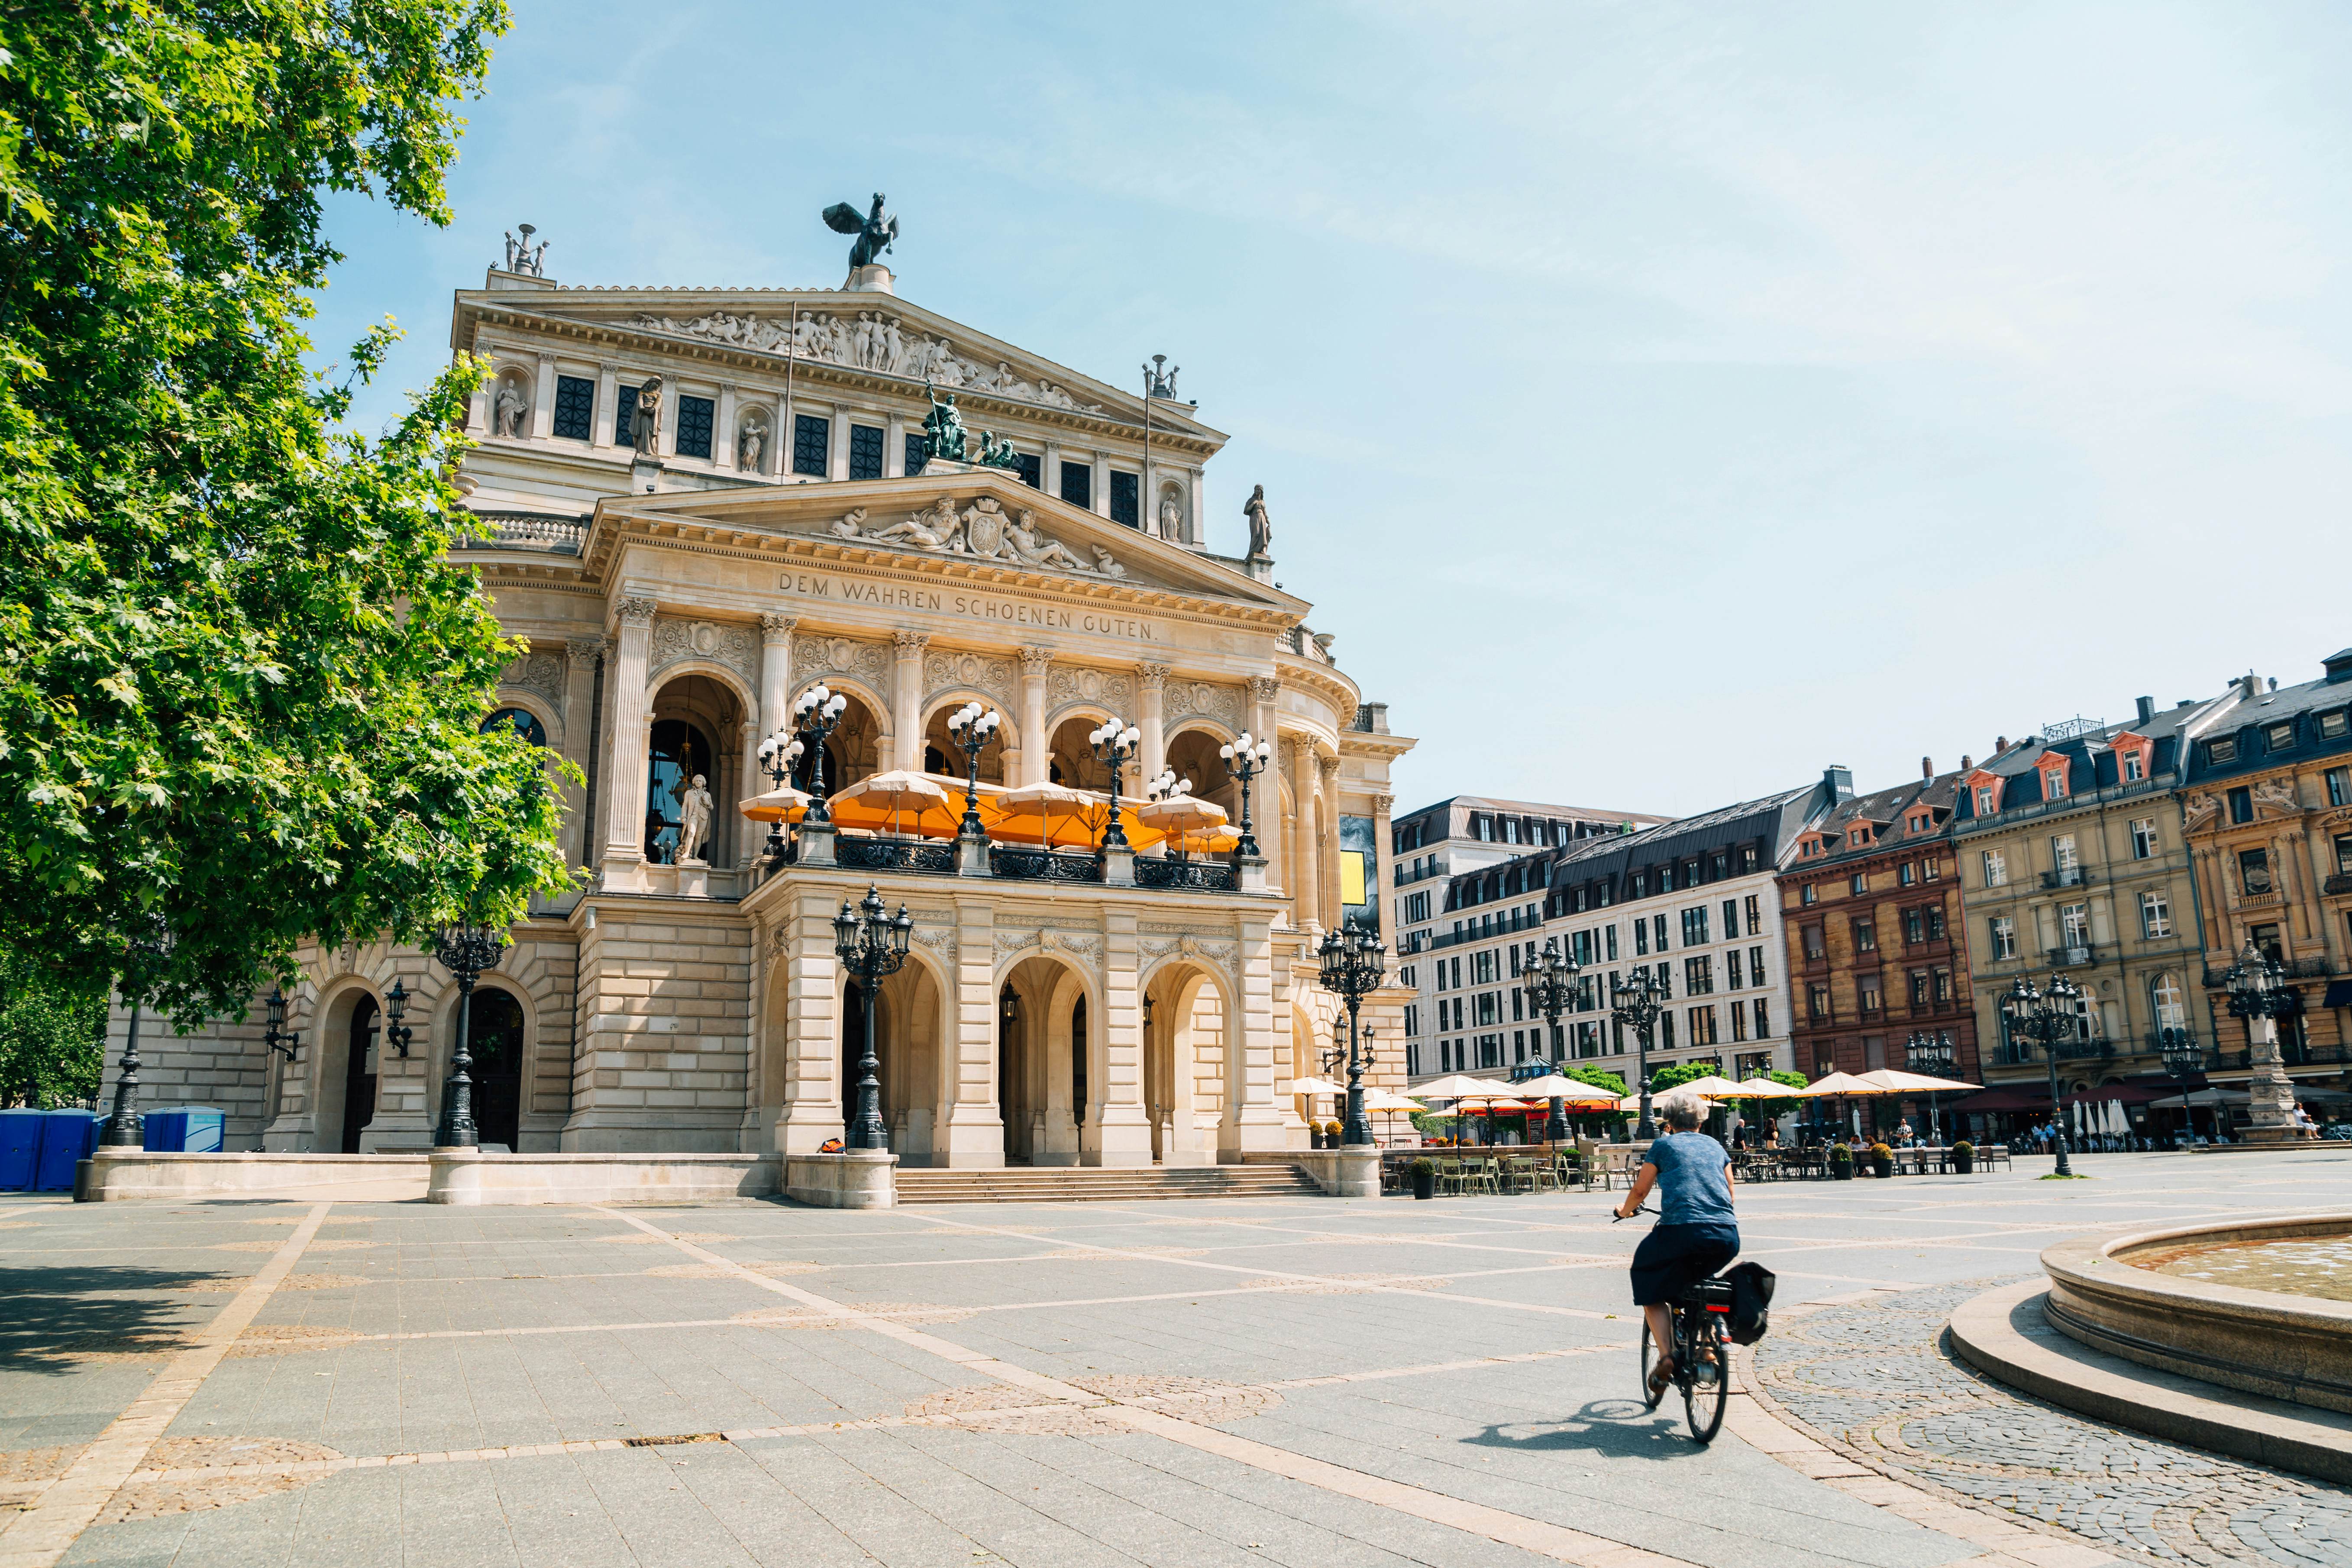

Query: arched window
[2151,972,2186,1035]
[462,986,527,1151]
[644,718,714,864]
[482,707,547,747]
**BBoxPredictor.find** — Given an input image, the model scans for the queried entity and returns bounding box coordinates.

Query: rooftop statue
[822,192,899,271]
[974,430,1020,471]
[1244,484,1273,559]
[920,381,967,465]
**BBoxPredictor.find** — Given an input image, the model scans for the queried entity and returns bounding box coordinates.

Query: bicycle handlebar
[1611,1204,1656,1223]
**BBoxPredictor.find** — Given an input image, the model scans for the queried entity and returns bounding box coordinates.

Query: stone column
[885,412,907,477]
[1289,742,1322,936]
[714,382,738,469]
[601,598,658,876]
[1018,647,1052,786]
[891,630,930,772]
[1188,465,1206,548]
[1042,440,1063,501]
[1136,663,1168,791]
[560,637,604,866]
[1090,450,1110,518]
[940,898,1006,1167]
[595,362,619,447]
[758,614,796,751]
[1220,915,1289,1157]
[1318,755,1344,929]
[1370,792,1396,947]
[735,718,759,866]
[1248,677,1283,893]
[1096,912,1152,1166]
[532,352,557,439]
[829,406,850,481]
[775,891,846,1154]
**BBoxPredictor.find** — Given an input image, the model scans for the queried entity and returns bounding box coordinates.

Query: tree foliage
[0,0,570,1030]
[0,944,104,1107]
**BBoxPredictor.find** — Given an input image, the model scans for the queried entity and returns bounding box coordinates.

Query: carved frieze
[829,496,1126,581]
[624,309,1102,412]
[499,651,567,713]
[994,928,1102,963]
[794,635,891,689]
[1138,933,1239,977]
[1048,666,1134,711]
[1164,680,1243,731]
[649,616,758,689]
[924,650,1016,708]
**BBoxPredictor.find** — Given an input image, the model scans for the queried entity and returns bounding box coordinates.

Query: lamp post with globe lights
[793,683,851,824]
[2158,1028,2207,1146]
[944,702,1002,839]
[753,725,805,862]
[432,919,510,1149]
[1903,1028,1955,1147]
[1316,927,1387,1148]
[1609,968,1667,1140]
[1522,939,1581,1143]
[1999,973,2082,1176]
[1089,719,1142,850]
[99,916,172,1148]
[836,886,913,1151]
[1218,731,1273,858]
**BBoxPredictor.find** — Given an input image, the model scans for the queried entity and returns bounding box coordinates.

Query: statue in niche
[1158,490,1184,538]
[494,381,528,439]
[821,191,899,271]
[974,430,1019,471]
[921,381,968,463]
[738,421,765,473]
[675,775,715,865]
[630,375,663,456]
[1244,484,1273,559]
[1006,510,1086,571]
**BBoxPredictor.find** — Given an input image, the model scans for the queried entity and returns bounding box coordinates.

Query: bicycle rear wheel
[1683,1315,1727,1444]
[1638,1320,1665,1411]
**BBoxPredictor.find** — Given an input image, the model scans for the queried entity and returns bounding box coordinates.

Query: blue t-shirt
[1646,1132,1736,1229]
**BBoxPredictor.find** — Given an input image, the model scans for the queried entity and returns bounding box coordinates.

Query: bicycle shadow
[1463,1396,1701,1459]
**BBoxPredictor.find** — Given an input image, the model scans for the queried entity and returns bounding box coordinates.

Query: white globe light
[1219,743,1234,760]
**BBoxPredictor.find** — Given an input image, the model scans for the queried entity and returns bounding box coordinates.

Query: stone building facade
[2180,652,2352,1093]
[1949,693,2239,1118]
[103,254,1412,1163]
[1777,763,1981,1132]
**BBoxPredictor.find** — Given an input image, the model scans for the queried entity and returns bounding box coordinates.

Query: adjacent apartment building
[2180,651,2352,1092]
[1426,773,1844,1088]
[1950,691,2239,1120]
[1391,795,1667,1078]
[1778,762,1981,1130]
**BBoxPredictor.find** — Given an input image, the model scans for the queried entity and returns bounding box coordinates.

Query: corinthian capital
[1018,646,1054,676]
[614,597,659,629]
[1136,661,1170,692]
[1317,753,1341,784]
[759,612,798,643]
[1247,675,1281,704]
[566,635,607,669]
[893,629,931,653]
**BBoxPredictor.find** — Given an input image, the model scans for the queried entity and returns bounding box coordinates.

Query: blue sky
[317,0,2352,819]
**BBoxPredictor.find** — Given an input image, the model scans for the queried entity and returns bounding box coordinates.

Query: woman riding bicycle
[1613,1088,1739,1398]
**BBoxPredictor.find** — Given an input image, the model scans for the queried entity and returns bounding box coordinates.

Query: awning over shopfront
[1945,1082,2175,1115]
[2323,979,2352,1009]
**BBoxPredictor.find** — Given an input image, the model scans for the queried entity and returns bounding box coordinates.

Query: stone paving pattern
[0,1150,2346,1567]
[1753,1277,2352,1567]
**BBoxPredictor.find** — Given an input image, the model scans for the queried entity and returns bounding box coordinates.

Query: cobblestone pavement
[1,1151,2349,1567]
[1751,1277,2352,1567]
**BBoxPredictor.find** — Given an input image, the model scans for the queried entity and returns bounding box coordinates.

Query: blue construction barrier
[0,1110,41,1190]
[143,1106,224,1154]
[33,1110,100,1192]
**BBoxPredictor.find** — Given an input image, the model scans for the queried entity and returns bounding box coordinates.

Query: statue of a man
[676,774,714,864]
[631,376,663,456]
[1244,484,1273,559]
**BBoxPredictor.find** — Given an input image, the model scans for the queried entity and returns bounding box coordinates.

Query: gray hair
[1657,1089,1706,1132]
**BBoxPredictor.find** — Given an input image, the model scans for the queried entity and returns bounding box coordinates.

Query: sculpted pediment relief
[825,495,1128,581]
[623,307,1105,413]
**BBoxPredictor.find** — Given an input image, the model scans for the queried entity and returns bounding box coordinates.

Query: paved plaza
[2,1151,2348,1568]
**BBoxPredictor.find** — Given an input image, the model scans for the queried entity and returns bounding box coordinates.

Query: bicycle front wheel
[1638,1320,1665,1411]
[1683,1316,1727,1444]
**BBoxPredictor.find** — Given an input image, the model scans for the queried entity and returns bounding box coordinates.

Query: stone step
[895,1165,1325,1204]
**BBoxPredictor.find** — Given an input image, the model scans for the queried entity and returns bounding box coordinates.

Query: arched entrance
[838,959,949,1162]
[463,987,528,1151]
[644,717,716,865]
[341,998,379,1154]
[1047,714,1118,790]
[998,956,1089,1166]
[795,689,885,798]
[1144,962,1229,1167]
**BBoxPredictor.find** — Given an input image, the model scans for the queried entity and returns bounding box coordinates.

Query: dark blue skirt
[1630,1222,1740,1306]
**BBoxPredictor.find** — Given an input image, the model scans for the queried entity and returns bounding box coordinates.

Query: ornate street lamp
[1609,967,1666,1140]
[1523,938,1581,1143]
[1219,731,1273,858]
[431,920,510,1149]
[945,702,1002,839]
[1903,1028,1954,1146]
[2157,1027,2205,1144]
[1089,718,1142,850]
[383,979,414,1058]
[2224,938,2300,1141]
[100,917,172,1148]
[753,724,806,861]
[836,885,913,1151]
[1316,926,1387,1147]
[262,988,300,1062]
[1999,973,2082,1176]
[793,683,851,825]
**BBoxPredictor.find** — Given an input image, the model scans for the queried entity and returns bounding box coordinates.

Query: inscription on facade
[777,568,1159,641]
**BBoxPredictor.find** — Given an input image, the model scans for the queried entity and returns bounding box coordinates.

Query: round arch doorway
[460,987,528,1151]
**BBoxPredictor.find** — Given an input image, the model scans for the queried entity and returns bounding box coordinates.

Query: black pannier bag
[1724,1261,1776,1345]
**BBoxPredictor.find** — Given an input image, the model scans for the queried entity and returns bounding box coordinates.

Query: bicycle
[1614,1205,1732,1444]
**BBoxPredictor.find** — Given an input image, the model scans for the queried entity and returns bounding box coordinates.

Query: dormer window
[2038,757,2070,800]
[2209,737,2239,765]
[1908,812,1929,833]
[2122,751,2143,782]
[1975,786,1997,815]
[1848,826,1871,848]
[2267,721,2297,753]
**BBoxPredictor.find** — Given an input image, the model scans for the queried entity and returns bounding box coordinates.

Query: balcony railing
[989,846,1105,883]
[2326,873,2352,896]
[453,511,589,554]
[1135,857,1240,892]
[2040,866,2092,889]
[2202,957,2336,986]
[2047,943,2097,968]
[838,836,959,875]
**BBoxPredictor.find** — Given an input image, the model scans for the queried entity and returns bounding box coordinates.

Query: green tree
[0,945,104,1107]
[0,0,573,1030]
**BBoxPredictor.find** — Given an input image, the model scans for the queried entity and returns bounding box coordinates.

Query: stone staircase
[893,1164,1327,1205]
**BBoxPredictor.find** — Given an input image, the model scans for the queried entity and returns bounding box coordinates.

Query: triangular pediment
[586,470,1300,617]
[464,286,1218,442]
